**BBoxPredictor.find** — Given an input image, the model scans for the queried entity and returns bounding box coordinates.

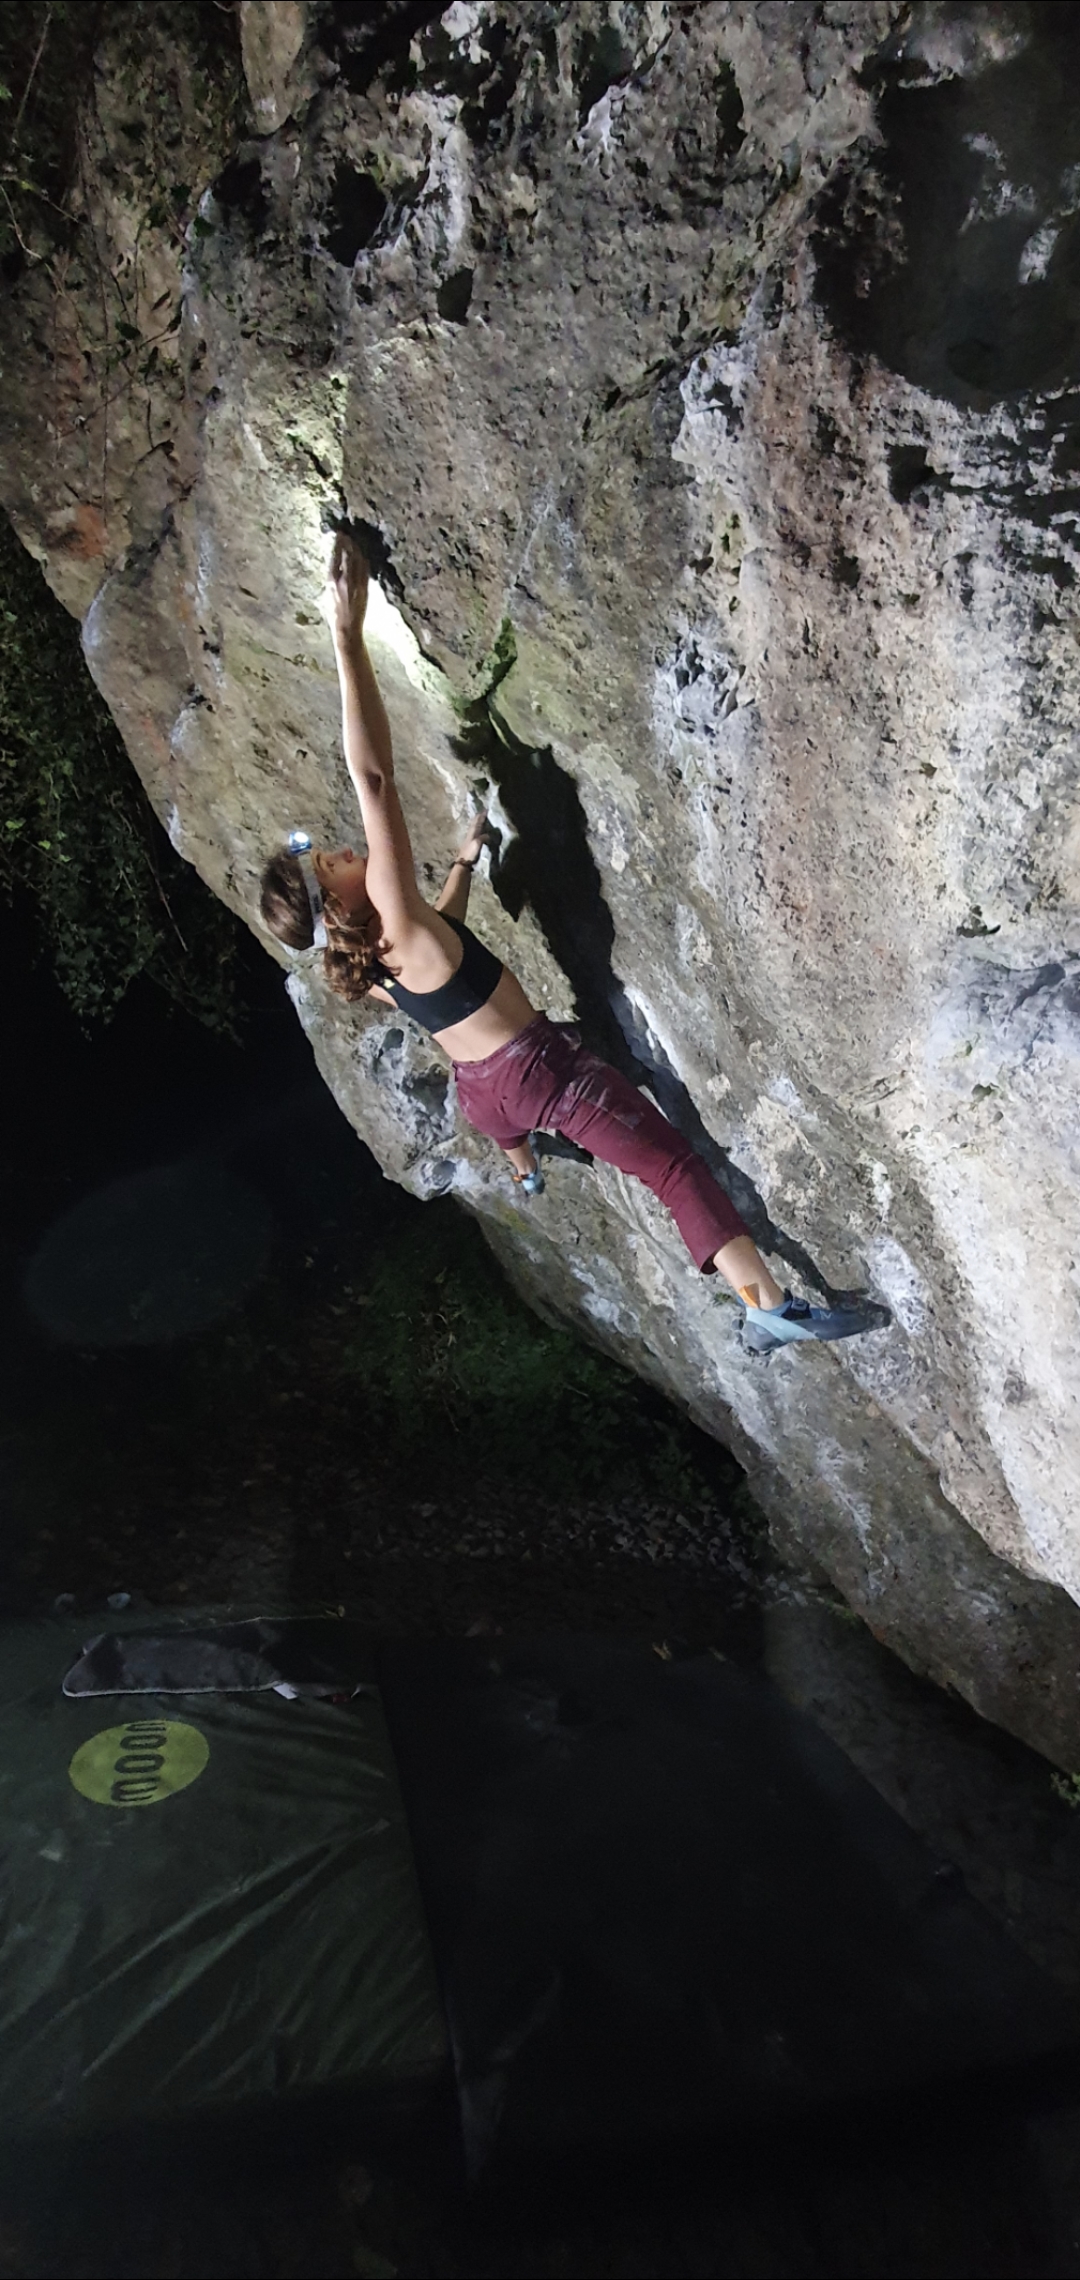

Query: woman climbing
[259,535,879,1354]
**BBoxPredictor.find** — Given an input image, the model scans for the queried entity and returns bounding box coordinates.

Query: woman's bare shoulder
[378,902,462,988]
[381,901,459,947]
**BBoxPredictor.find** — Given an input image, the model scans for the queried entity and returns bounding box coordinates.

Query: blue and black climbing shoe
[741,1290,883,1355]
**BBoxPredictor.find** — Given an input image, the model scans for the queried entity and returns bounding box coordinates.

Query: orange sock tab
[738,1283,761,1310]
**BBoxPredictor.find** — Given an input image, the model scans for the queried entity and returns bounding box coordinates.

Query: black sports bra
[374,914,504,1036]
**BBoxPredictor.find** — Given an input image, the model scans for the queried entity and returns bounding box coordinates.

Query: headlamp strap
[294,847,327,950]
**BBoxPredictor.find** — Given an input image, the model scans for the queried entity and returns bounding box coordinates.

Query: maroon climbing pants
[453,1015,748,1273]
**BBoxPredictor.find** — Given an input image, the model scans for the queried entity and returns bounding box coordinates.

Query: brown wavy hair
[259,849,379,1003]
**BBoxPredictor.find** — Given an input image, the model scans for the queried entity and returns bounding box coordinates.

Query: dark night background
[0,875,766,1634]
[5,881,1080,2280]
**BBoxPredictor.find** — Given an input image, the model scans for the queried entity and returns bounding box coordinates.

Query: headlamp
[286,830,327,949]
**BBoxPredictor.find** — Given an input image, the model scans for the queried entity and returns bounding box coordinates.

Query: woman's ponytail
[259,851,378,1002]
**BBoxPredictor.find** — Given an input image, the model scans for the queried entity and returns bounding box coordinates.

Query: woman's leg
[460,1026,778,1286]
[539,1045,778,1281]
[503,1138,539,1177]
[501,1102,778,1291]
[712,1235,785,1309]
[543,1055,881,1342]
[453,1043,546,1189]
[456,1030,880,1347]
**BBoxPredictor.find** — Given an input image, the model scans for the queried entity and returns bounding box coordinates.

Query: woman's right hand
[325,533,370,647]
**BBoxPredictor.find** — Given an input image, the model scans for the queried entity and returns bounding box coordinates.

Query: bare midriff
[431,966,540,1063]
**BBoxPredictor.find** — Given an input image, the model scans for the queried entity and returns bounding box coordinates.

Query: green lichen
[482,613,518,693]
[452,613,518,724]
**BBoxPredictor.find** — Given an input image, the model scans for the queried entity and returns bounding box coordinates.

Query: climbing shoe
[741,1290,882,1355]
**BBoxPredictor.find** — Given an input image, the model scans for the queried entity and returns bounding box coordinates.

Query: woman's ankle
[737,1281,785,1312]
[713,1236,784,1309]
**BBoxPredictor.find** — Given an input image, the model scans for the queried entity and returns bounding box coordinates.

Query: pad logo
[68,1718,209,1808]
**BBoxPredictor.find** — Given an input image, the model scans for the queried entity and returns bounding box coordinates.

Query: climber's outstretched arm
[326,536,424,936]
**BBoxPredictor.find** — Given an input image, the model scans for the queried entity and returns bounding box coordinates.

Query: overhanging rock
[2,1,1080,1762]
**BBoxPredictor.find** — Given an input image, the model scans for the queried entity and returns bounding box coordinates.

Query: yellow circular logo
[68,1718,209,1808]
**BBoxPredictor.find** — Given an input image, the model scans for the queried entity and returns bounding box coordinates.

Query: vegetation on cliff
[0,2,243,1025]
[0,508,242,1027]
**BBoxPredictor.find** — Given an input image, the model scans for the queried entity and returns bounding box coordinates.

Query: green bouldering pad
[0,1618,448,2139]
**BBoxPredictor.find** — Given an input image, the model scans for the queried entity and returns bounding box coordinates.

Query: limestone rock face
[3,1,1080,1761]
